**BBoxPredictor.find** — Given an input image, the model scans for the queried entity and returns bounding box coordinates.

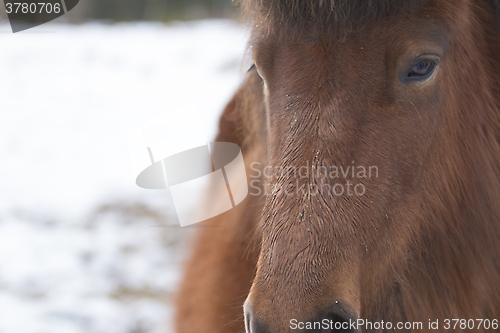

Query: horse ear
[215,66,266,150]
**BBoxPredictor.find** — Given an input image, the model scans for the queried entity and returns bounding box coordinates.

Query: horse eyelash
[248,63,256,72]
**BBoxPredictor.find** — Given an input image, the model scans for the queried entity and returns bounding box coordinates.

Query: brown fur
[239,0,429,31]
[175,0,500,332]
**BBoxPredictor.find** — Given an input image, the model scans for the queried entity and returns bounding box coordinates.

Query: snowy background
[0,20,250,333]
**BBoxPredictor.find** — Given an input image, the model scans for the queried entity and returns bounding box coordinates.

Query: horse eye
[408,60,436,78]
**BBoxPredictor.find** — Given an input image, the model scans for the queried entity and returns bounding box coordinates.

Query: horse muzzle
[244,300,361,333]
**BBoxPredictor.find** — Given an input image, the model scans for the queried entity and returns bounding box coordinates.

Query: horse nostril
[243,301,252,333]
[244,302,271,333]
[244,301,359,333]
[319,304,360,333]
[325,313,354,332]
[244,308,251,333]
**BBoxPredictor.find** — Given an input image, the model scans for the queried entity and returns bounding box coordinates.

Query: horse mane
[237,0,431,29]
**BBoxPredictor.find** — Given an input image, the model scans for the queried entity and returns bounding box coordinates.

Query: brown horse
[175,0,500,332]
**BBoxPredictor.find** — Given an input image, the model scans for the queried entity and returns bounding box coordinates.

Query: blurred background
[0,0,251,332]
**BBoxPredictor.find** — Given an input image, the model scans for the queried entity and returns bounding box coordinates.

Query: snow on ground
[0,20,251,333]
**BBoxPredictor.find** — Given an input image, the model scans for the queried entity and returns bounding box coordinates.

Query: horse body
[176,1,500,332]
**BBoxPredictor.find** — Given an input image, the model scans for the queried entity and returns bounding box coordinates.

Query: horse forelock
[238,0,432,29]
